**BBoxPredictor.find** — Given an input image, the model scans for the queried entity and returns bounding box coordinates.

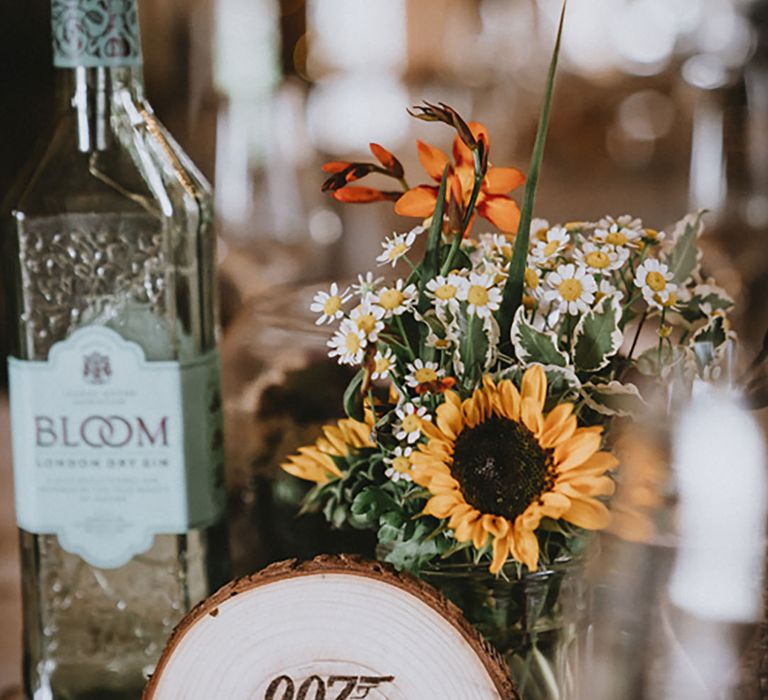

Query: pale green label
[8,327,225,569]
[52,0,142,68]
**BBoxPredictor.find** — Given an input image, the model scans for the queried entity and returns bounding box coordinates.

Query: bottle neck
[51,0,144,152]
[55,64,144,153]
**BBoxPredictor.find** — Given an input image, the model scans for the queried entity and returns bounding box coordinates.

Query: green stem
[440,150,484,276]
[626,309,647,361]
[395,315,416,361]
[657,307,667,364]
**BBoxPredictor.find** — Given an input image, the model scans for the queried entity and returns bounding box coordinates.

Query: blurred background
[1,0,768,691]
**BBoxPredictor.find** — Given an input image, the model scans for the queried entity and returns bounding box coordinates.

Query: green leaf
[350,486,397,527]
[677,282,734,326]
[456,309,489,385]
[666,211,705,285]
[343,369,365,421]
[416,165,450,297]
[692,314,727,348]
[582,381,647,417]
[378,519,444,573]
[510,306,569,367]
[572,294,623,372]
[497,0,567,345]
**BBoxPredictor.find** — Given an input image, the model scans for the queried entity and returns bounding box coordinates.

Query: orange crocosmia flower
[395,122,525,234]
[322,161,352,174]
[333,186,398,203]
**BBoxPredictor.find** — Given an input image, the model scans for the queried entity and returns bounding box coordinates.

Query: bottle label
[8,326,225,569]
[51,0,143,68]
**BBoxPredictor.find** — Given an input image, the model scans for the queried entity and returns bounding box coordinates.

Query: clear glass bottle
[2,2,230,698]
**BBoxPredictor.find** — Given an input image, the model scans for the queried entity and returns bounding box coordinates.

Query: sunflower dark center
[451,415,554,520]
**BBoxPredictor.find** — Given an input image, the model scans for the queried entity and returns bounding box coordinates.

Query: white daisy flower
[634,259,675,303]
[376,228,420,267]
[574,241,629,273]
[349,301,385,342]
[543,264,597,317]
[327,319,366,365]
[530,226,570,264]
[595,279,620,303]
[593,215,643,249]
[477,233,514,262]
[643,228,665,243]
[643,283,682,310]
[426,273,464,311]
[530,218,551,243]
[371,348,395,381]
[405,359,444,389]
[457,272,502,318]
[525,266,543,297]
[373,279,418,317]
[394,402,432,444]
[352,272,383,299]
[310,282,352,325]
[385,446,414,483]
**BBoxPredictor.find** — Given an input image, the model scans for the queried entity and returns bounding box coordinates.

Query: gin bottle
[2,1,230,697]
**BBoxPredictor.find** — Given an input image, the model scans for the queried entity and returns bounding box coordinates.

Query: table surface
[0,396,22,692]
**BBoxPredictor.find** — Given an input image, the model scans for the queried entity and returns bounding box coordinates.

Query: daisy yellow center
[388,244,408,261]
[524,268,539,289]
[345,332,362,354]
[606,231,627,246]
[323,296,342,316]
[585,251,611,269]
[646,271,667,292]
[535,228,549,242]
[451,416,554,520]
[356,314,377,335]
[467,285,489,307]
[558,278,583,302]
[375,357,391,373]
[435,284,457,301]
[378,289,405,310]
[414,367,438,384]
[391,456,411,473]
[543,240,559,257]
[433,338,451,349]
[401,414,421,433]
[645,228,659,239]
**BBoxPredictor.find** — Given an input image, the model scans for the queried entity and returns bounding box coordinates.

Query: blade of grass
[497,1,567,349]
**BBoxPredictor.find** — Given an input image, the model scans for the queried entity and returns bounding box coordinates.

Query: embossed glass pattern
[3,5,229,698]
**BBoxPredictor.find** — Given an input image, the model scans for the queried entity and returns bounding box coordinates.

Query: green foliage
[498,1,567,341]
[510,307,569,367]
[666,211,705,285]
[572,294,623,372]
[343,369,365,421]
[581,381,647,417]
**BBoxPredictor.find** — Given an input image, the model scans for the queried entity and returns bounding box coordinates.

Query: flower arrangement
[283,118,733,578]
[278,7,736,694]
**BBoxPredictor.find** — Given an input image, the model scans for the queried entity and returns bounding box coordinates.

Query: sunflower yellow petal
[539,491,571,518]
[520,397,544,435]
[424,493,462,518]
[496,379,521,421]
[554,431,602,471]
[540,404,577,448]
[521,364,547,413]
[453,512,481,542]
[513,522,540,571]
[563,497,611,530]
[490,533,512,574]
[436,401,464,440]
[472,522,489,549]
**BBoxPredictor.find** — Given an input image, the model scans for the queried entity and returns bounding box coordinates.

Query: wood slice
[143,554,518,700]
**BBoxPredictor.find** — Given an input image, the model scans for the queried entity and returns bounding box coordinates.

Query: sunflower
[411,366,617,574]
[281,414,374,484]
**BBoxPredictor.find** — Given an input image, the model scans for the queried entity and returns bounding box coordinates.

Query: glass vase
[422,558,589,700]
